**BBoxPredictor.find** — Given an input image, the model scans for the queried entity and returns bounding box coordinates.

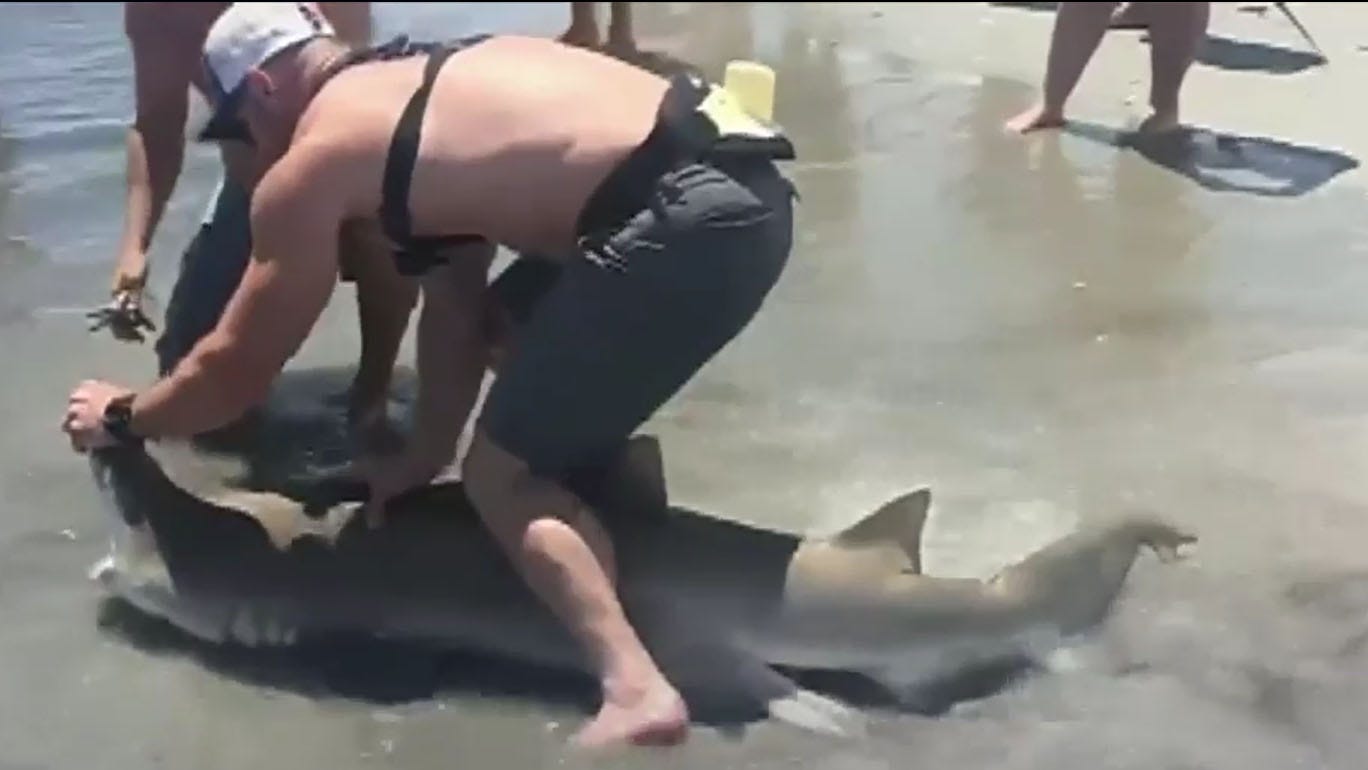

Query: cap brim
[195,86,248,142]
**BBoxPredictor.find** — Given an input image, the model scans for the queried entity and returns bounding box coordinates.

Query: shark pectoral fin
[698,653,865,738]
[829,487,932,572]
[651,635,865,738]
[764,680,866,739]
[627,598,865,739]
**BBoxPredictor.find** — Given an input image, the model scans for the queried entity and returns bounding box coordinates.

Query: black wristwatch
[102,393,143,447]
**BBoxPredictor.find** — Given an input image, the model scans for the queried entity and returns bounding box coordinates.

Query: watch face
[103,397,140,445]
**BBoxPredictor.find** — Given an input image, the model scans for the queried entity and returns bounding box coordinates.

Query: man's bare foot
[1005,103,1066,134]
[1136,108,1182,135]
[571,677,689,750]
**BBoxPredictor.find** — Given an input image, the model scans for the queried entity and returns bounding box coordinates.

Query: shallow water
[3,3,1368,768]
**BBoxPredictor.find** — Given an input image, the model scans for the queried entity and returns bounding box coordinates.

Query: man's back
[298,35,671,256]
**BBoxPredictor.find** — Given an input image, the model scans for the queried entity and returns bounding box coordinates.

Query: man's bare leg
[1006,2,1120,133]
[1138,1,1209,134]
[464,432,688,749]
[561,3,602,49]
[606,3,636,54]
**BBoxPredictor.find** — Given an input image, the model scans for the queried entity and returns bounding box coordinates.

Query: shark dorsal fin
[600,435,669,518]
[831,488,931,572]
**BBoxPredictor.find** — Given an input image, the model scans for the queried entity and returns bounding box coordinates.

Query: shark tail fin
[831,487,931,573]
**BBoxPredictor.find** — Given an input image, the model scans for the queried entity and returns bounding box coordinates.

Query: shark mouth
[86,453,300,648]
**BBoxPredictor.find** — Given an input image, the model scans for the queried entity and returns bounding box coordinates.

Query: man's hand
[63,380,134,453]
[355,449,443,529]
[87,289,157,343]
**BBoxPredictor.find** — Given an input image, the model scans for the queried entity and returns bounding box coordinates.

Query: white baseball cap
[198,2,336,141]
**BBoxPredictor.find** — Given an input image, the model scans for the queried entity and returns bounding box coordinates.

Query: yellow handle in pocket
[723,60,776,123]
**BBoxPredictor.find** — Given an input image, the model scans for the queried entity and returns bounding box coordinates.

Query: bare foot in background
[1003,2,1117,134]
[1005,103,1067,134]
[560,2,602,48]
[560,3,636,53]
[1135,108,1182,135]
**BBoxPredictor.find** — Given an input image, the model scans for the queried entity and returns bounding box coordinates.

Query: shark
[84,430,1196,738]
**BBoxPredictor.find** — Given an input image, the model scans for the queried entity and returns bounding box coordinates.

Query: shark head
[86,444,241,643]
[85,438,356,646]
[83,434,676,651]
[88,445,169,589]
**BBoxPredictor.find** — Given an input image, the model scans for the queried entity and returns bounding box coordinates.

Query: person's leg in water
[561,3,602,48]
[465,158,796,749]
[337,220,419,447]
[1137,2,1210,135]
[1005,2,1119,133]
[561,3,636,52]
[606,3,636,54]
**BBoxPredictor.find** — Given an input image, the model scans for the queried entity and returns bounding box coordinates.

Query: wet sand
[4,3,1368,768]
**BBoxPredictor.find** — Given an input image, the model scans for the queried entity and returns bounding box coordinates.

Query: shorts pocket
[663,162,778,231]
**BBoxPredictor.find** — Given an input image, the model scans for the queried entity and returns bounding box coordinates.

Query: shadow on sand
[96,596,604,713]
[1191,33,1325,74]
[96,593,1037,731]
[1064,120,1359,197]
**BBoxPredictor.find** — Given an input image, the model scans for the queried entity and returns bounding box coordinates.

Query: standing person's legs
[155,176,252,377]
[606,3,635,53]
[1140,1,1210,134]
[1005,2,1120,133]
[561,3,601,48]
[153,175,257,447]
[464,158,796,748]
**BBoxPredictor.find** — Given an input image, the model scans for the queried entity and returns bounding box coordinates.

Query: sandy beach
[3,3,1368,768]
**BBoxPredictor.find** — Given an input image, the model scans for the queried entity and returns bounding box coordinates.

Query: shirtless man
[63,3,797,749]
[102,2,415,431]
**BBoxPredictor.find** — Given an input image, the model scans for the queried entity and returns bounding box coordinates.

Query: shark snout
[1121,513,1199,563]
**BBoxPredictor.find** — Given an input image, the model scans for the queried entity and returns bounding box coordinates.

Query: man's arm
[112,6,195,294]
[406,242,496,474]
[127,142,351,438]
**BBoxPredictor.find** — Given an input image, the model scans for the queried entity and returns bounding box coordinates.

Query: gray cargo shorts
[479,155,796,478]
